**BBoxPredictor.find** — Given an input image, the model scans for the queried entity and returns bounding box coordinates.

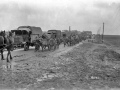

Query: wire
[112,9,120,24]
[109,7,120,30]
[115,24,120,30]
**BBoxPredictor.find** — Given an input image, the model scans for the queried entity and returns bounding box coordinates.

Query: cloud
[0,1,78,31]
[93,2,120,34]
[0,0,120,35]
[0,2,55,30]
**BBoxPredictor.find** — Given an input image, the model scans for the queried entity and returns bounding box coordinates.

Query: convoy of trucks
[10,26,93,50]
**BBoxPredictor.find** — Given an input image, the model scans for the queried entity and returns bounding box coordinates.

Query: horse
[56,38,61,49]
[34,36,50,52]
[34,39,41,52]
[0,31,13,68]
[41,38,49,51]
[69,36,75,46]
[48,38,56,50]
[63,37,68,47]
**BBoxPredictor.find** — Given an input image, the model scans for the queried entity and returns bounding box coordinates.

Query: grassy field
[103,35,120,47]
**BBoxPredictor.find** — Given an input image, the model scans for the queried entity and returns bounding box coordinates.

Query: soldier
[28,31,32,42]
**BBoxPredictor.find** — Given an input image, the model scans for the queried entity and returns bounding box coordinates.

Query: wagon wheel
[10,45,14,51]
[24,43,28,51]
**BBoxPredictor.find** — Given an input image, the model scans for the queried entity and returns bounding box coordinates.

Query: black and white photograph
[0,0,120,90]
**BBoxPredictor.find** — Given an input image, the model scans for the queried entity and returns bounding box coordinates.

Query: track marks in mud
[0,43,84,89]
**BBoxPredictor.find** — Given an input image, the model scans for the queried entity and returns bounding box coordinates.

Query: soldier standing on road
[28,31,32,43]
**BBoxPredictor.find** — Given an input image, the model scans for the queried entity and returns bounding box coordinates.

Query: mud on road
[1,42,120,90]
[0,43,82,90]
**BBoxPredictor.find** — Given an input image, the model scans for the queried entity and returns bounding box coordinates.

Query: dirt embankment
[62,42,120,90]
[1,42,120,90]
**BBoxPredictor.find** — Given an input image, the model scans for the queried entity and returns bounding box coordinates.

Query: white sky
[0,0,120,35]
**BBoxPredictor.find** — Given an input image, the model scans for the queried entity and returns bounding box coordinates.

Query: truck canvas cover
[47,30,61,38]
[17,26,43,42]
[18,26,42,36]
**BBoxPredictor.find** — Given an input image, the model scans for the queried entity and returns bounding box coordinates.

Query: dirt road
[1,41,120,90]
[0,43,83,90]
[0,43,80,67]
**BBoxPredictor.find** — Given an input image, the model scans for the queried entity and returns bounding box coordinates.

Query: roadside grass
[61,42,120,89]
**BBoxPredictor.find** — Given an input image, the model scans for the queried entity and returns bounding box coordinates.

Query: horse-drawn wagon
[11,26,42,51]
[34,30,62,51]
[47,30,62,46]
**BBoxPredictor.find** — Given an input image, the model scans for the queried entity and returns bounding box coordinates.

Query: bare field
[103,35,120,47]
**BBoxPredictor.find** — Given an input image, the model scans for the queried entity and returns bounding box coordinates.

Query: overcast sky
[0,0,120,35]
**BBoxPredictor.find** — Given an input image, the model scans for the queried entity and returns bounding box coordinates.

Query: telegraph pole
[102,22,104,43]
[69,26,71,36]
[69,26,71,32]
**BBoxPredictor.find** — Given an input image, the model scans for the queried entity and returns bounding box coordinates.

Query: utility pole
[69,26,71,36]
[102,22,104,43]
[69,26,71,32]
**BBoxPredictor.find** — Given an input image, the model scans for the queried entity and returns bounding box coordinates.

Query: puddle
[1,61,17,71]
[50,67,61,70]
[90,76,100,80]
[2,65,7,71]
[47,87,55,90]
[37,73,64,82]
